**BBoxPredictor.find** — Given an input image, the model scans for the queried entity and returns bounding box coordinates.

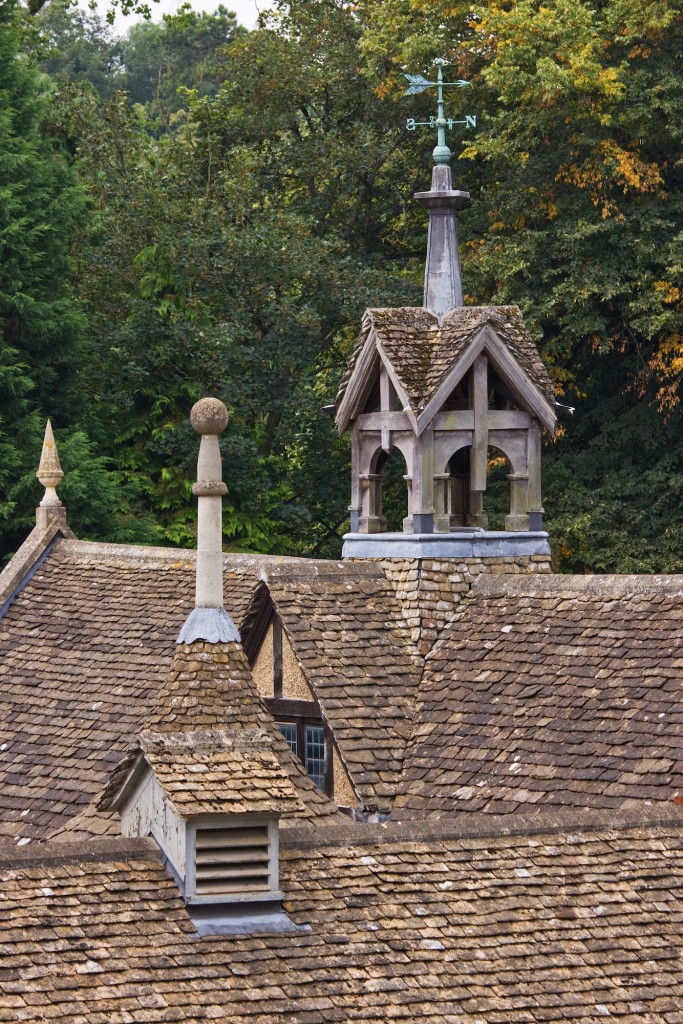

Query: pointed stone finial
[37,420,64,508]
[34,420,70,533]
[177,398,240,645]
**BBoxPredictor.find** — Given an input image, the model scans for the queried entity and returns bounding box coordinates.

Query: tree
[357,0,683,569]
[121,5,243,117]
[30,0,124,98]
[0,0,157,560]
[55,1,421,556]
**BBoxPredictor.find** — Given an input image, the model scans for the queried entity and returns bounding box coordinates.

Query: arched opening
[373,447,409,533]
[483,445,512,531]
[444,446,471,527]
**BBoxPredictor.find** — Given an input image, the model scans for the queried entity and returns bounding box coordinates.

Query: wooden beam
[335,331,380,434]
[356,411,411,431]
[272,616,283,698]
[470,354,488,492]
[265,698,321,719]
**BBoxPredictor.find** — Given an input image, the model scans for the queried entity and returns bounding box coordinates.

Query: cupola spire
[405,59,475,317]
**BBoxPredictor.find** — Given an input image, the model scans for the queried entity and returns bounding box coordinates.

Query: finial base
[36,505,69,533]
[177,607,240,645]
[415,163,469,315]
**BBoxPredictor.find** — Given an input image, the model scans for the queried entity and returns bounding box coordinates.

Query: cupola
[336,64,556,560]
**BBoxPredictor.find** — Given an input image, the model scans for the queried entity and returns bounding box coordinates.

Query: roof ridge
[281,805,683,850]
[474,572,683,596]
[0,524,71,616]
[0,836,158,868]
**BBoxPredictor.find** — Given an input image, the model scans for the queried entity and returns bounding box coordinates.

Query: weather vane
[405,58,475,165]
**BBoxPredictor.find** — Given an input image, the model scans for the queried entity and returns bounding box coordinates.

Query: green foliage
[121,5,242,117]
[29,0,124,98]
[1,0,681,573]
[0,0,160,562]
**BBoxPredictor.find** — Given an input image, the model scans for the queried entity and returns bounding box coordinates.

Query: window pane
[305,724,326,790]
[278,722,298,756]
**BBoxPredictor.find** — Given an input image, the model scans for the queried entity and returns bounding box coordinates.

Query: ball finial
[190,397,229,435]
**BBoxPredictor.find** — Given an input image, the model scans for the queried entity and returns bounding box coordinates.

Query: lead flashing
[177,606,240,644]
[341,530,551,560]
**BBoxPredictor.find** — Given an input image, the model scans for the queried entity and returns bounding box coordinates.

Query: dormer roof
[335,305,556,434]
[100,729,305,818]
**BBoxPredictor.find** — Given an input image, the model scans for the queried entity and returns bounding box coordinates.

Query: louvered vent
[194,823,271,896]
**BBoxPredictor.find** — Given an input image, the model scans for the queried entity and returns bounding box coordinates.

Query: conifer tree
[0,0,152,558]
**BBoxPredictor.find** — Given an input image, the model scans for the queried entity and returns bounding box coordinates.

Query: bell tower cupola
[335,61,557,560]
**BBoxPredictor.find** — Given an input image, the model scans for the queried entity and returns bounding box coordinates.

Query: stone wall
[378,555,553,655]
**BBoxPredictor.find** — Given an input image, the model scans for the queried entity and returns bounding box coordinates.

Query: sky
[84,0,263,34]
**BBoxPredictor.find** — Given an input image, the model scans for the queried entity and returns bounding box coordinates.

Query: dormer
[242,585,358,809]
[99,729,305,934]
[336,305,556,553]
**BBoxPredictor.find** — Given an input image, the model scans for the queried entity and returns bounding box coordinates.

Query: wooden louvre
[194,823,271,895]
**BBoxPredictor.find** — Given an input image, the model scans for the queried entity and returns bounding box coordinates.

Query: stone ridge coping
[54,536,370,577]
[474,572,683,597]
[260,561,384,581]
[0,836,159,869]
[1,809,681,869]
[0,523,65,608]
[280,806,683,851]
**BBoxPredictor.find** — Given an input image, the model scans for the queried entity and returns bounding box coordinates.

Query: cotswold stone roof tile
[336,305,554,412]
[0,540,337,840]
[0,816,682,1021]
[394,575,683,819]
[253,565,424,812]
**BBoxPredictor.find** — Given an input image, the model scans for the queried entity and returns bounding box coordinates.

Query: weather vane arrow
[404,58,476,165]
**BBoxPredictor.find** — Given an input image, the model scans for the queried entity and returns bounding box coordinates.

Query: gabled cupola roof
[336,304,556,435]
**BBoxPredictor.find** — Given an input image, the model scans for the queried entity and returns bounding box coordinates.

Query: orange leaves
[653,281,681,305]
[556,141,662,214]
[601,140,663,192]
[649,332,683,412]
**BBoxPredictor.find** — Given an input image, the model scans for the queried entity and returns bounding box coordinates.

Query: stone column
[358,474,386,533]
[505,473,530,532]
[407,428,434,534]
[348,427,361,533]
[178,397,239,644]
[466,490,488,529]
[433,474,451,533]
[527,419,544,531]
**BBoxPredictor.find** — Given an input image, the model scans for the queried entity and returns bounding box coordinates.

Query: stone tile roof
[145,641,268,732]
[1,812,682,1022]
[95,638,341,832]
[254,562,424,812]
[394,574,683,819]
[336,305,555,414]
[107,729,306,817]
[0,539,329,840]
